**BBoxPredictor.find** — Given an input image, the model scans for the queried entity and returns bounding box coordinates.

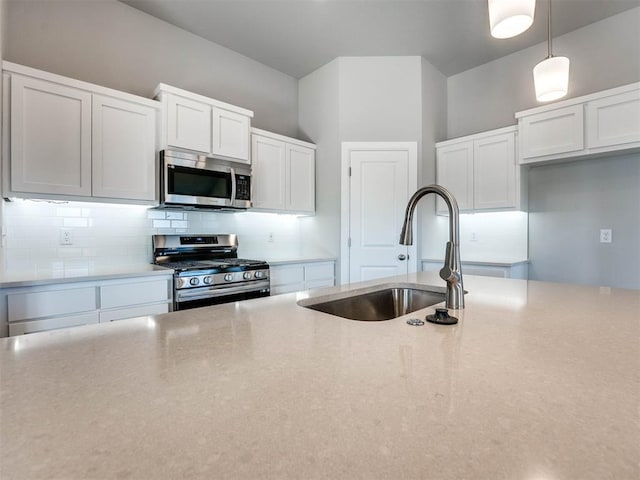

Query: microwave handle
[229,166,236,203]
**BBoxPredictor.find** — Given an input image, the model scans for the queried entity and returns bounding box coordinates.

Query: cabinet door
[473,132,516,210]
[92,95,157,200]
[436,142,473,214]
[212,107,250,162]
[587,90,640,150]
[519,105,584,162]
[10,75,92,196]
[287,144,315,213]
[251,134,286,210]
[166,94,211,153]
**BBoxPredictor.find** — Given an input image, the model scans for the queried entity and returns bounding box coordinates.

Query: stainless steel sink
[297,284,446,321]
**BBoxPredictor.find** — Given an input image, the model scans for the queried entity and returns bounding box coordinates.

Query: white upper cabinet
[251,133,286,210]
[212,107,250,162]
[436,126,524,214]
[3,62,160,204]
[287,143,315,213]
[92,95,157,201]
[10,74,92,196]
[516,82,640,165]
[155,84,253,164]
[165,93,211,153]
[251,128,316,214]
[586,89,640,151]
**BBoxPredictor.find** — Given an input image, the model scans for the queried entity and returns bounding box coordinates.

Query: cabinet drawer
[271,284,303,295]
[9,311,99,336]
[100,279,170,309]
[305,263,334,281]
[8,287,97,322]
[270,265,304,286]
[100,302,169,323]
[305,279,335,290]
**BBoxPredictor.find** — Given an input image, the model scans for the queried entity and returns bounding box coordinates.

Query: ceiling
[121,0,640,79]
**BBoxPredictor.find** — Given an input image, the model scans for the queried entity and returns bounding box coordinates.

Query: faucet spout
[399,184,464,310]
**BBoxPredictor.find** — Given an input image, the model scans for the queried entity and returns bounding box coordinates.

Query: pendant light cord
[547,0,553,58]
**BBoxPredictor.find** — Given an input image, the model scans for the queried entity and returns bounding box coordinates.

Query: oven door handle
[176,281,270,300]
[229,166,236,204]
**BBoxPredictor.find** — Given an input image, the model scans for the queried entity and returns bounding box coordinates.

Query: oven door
[163,157,236,209]
[174,280,270,311]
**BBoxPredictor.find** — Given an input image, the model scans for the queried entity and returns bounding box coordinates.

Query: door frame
[340,141,419,284]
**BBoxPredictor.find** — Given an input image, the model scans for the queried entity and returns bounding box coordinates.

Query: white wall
[447,7,640,288]
[6,0,298,136]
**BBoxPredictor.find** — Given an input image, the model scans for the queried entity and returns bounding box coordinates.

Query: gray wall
[448,7,640,138]
[6,0,298,136]
[447,7,640,288]
[528,155,640,289]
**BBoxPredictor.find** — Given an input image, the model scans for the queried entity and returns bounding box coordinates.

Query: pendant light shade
[533,56,570,102]
[488,0,536,39]
[533,0,570,102]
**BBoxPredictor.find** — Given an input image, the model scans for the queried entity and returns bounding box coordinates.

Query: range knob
[243,272,252,280]
[255,271,264,279]
[189,277,200,286]
[176,278,185,288]
[203,276,214,285]
[224,273,234,282]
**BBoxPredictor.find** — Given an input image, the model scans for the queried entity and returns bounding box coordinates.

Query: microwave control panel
[236,175,251,201]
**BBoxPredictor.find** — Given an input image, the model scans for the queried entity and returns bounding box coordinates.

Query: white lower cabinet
[422,260,528,280]
[2,274,173,336]
[270,261,335,295]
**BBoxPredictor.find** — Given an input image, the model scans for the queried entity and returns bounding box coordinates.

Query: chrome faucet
[399,185,464,310]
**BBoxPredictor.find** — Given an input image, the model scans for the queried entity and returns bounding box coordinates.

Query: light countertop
[422,257,529,266]
[0,263,173,289]
[1,273,638,479]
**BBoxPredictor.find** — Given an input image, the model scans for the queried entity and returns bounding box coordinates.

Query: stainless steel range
[153,234,270,311]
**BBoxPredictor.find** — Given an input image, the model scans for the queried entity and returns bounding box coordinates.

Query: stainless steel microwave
[159,149,251,210]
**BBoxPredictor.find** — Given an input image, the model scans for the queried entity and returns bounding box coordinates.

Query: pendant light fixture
[488,0,536,39]
[533,0,570,102]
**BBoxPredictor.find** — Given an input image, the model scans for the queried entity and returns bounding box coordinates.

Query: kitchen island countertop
[1,272,638,479]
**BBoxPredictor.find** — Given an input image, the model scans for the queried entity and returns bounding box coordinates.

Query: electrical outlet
[470,232,478,242]
[60,229,73,245]
[600,229,612,243]
[268,232,274,243]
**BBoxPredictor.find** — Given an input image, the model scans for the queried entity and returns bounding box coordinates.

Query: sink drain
[406,318,425,326]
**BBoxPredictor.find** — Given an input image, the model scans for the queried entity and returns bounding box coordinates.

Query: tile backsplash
[0,199,313,271]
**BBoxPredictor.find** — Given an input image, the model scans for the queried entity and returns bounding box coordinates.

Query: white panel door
[212,107,250,162]
[287,144,315,213]
[251,134,286,210]
[473,132,516,210]
[346,143,417,283]
[587,90,640,149]
[92,95,157,200]
[436,142,473,214]
[166,94,211,153]
[10,75,92,196]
